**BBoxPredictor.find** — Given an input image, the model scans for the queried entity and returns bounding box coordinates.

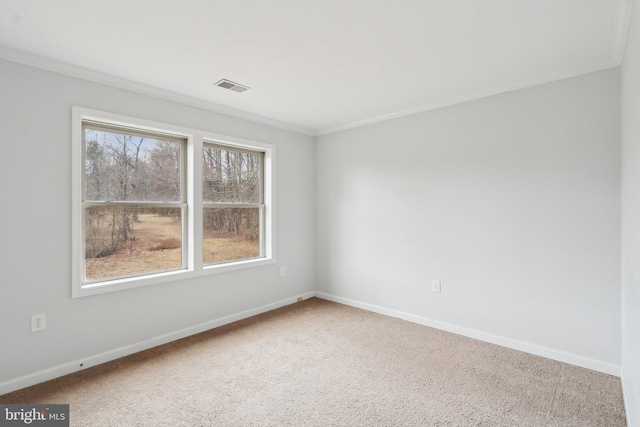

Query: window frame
[72,107,276,298]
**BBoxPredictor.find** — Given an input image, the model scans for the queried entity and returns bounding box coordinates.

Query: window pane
[203,208,260,265]
[203,146,261,203]
[85,128,182,202]
[85,206,183,281]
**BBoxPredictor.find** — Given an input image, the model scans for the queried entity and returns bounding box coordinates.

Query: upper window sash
[202,141,264,205]
[82,123,187,204]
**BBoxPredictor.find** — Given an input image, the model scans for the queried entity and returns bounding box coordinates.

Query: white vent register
[214,79,250,93]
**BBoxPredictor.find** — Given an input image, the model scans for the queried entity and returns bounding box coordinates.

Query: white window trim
[71,107,276,298]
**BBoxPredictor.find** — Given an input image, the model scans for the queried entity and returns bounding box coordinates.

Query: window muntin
[82,123,187,283]
[202,144,264,265]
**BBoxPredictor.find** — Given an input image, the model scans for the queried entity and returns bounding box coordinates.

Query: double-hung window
[82,122,187,282]
[202,143,264,266]
[72,107,275,297]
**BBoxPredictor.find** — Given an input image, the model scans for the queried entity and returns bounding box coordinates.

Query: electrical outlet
[431,280,441,293]
[31,313,46,332]
[280,267,286,277]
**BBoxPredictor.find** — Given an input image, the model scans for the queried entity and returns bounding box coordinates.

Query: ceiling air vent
[214,79,250,93]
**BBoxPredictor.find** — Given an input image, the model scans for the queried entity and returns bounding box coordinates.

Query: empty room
[0,0,639,426]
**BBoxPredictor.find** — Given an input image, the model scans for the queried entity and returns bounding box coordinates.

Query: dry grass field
[86,214,259,280]
[203,230,260,265]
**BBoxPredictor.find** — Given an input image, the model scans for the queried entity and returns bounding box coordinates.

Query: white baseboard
[0,290,620,396]
[0,292,316,396]
[315,292,621,377]
[621,368,636,427]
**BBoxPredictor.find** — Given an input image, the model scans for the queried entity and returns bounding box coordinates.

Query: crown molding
[0,45,315,137]
[316,58,620,136]
[0,35,628,139]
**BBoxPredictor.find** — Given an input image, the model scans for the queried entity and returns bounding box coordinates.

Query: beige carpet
[1,298,626,426]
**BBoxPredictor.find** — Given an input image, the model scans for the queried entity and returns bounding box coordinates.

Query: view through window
[202,143,264,265]
[73,108,275,297]
[83,123,186,281]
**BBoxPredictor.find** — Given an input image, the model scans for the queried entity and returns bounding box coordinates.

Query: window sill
[72,256,275,298]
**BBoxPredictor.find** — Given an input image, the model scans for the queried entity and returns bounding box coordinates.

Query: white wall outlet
[280,267,286,277]
[432,280,441,293]
[31,313,46,332]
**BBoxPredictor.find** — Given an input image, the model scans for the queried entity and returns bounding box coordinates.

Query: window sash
[81,203,188,283]
[202,205,265,264]
[82,123,187,204]
[202,141,264,205]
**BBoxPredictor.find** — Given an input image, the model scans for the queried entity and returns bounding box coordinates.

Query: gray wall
[622,1,640,424]
[0,59,316,389]
[316,69,621,371]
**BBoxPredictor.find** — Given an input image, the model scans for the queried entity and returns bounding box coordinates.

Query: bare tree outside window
[202,144,263,265]
[83,126,184,281]
[73,108,275,297]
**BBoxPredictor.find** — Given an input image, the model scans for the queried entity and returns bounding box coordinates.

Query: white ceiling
[0,0,633,135]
